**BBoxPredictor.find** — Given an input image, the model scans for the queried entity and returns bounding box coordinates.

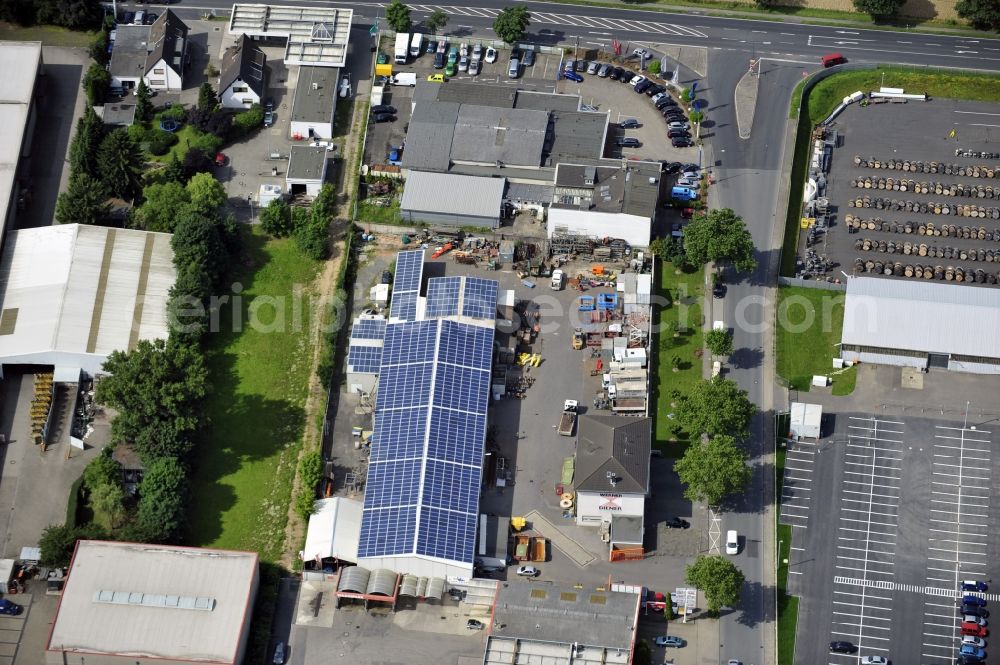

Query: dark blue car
[964,595,988,607]
[964,581,989,593]
[564,71,583,83]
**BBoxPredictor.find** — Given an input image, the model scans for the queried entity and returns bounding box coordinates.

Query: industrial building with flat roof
[400,171,506,229]
[841,276,1000,374]
[0,41,42,243]
[290,65,340,139]
[46,540,259,665]
[0,224,175,377]
[228,4,352,68]
[484,582,640,665]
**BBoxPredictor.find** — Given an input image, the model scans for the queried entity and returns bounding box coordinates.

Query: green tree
[295,451,324,519]
[83,451,121,491]
[36,0,104,29]
[260,199,294,237]
[675,377,757,440]
[492,5,530,44]
[683,208,757,274]
[89,28,109,65]
[171,210,234,293]
[852,0,906,17]
[55,173,109,225]
[956,0,1000,30]
[295,217,329,259]
[186,172,227,215]
[82,61,110,107]
[198,82,218,112]
[134,80,153,123]
[674,434,751,506]
[689,110,704,124]
[69,106,104,176]
[96,339,208,463]
[96,128,145,200]
[91,482,127,529]
[705,328,733,356]
[425,8,448,31]
[134,181,190,232]
[134,457,188,543]
[385,0,412,32]
[648,237,669,262]
[38,523,107,568]
[230,103,264,139]
[685,555,745,612]
[163,153,187,184]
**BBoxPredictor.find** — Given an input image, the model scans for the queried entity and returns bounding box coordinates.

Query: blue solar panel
[370,408,428,461]
[351,317,386,340]
[421,460,481,513]
[433,363,490,413]
[415,508,477,563]
[439,320,494,370]
[426,408,486,466]
[347,344,382,373]
[393,250,425,294]
[358,506,417,557]
[363,458,423,509]
[389,291,417,321]
[381,319,437,366]
[461,277,499,320]
[376,364,433,410]
[425,277,461,318]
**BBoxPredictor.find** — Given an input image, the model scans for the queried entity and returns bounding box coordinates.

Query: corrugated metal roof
[0,225,174,362]
[450,105,547,168]
[843,276,1000,358]
[400,171,505,219]
[47,541,257,663]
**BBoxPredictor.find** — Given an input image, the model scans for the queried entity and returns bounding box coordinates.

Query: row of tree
[384,1,533,44]
[0,0,103,30]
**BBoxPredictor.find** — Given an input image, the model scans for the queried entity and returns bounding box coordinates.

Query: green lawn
[357,199,402,224]
[0,22,96,46]
[187,228,321,561]
[650,260,705,458]
[776,286,854,393]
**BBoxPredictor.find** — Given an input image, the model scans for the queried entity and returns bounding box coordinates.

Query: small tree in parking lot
[386,0,412,32]
[686,555,745,612]
[425,8,448,32]
[493,5,530,44]
[647,60,661,75]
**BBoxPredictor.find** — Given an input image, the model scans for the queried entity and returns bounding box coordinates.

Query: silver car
[587,61,600,74]
[469,58,480,76]
[598,63,610,77]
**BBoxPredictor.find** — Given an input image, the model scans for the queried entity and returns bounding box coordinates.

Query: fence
[777,276,846,292]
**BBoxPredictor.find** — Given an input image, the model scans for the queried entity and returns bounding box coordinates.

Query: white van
[508,58,520,78]
[409,33,423,58]
[133,10,145,24]
[726,530,739,555]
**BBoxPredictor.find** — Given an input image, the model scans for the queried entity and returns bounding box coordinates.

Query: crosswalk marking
[834,576,1000,601]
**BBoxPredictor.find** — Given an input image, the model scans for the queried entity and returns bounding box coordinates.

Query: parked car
[713,281,727,298]
[963,623,989,636]
[485,47,497,63]
[661,161,682,174]
[434,52,445,68]
[122,11,135,24]
[957,656,985,665]
[460,42,468,57]
[587,61,599,74]
[469,59,480,76]
[664,109,686,119]
[616,137,640,148]
[633,48,651,58]
[629,74,646,86]
[0,599,22,616]
[672,137,694,147]
[426,74,445,83]
[466,619,485,630]
[965,596,989,607]
[144,12,158,24]
[598,63,610,77]
[859,657,887,665]
[426,40,438,54]
[575,59,587,71]
[516,565,538,576]
[608,67,623,81]
[635,79,653,94]
[263,109,275,126]
[272,642,285,665]
[371,105,397,115]
[523,49,535,66]
[681,207,695,219]
[654,636,685,648]
[669,130,692,140]
[959,645,986,660]
[437,40,447,54]
[564,70,583,83]
[681,163,700,173]
[965,581,990,593]
[726,530,739,554]
[472,43,483,60]
[371,112,396,122]
[508,58,520,78]
[620,118,640,129]
[964,615,989,626]
[668,121,690,130]
[458,56,468,72]
[214,152,227,167]
[657,97,677,108]
[665,517,690,529]
[445,59,457,77]
[563,59,576,73]
[645,83,665,97]
[962,636,986,647]
[962,604,990,618]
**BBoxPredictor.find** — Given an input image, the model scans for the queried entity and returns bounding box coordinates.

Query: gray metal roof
[553,161,662,218]
[515,89,581,113]
[228,4,351,68]
[286,145,328,181]
[109,25,151,80]
[505,181,553,204]
[291,66,338,124]
[401,102,459,172]
[145,10,187,76]
[545,111,609,164]
[843,276,1000,359]
[437,82,516,108]
[575,415,651,494]
[490,582,639,648]
[451,106,547,168]
[400,171,505,218]
[219,34,266,98]
[100,101,136,127]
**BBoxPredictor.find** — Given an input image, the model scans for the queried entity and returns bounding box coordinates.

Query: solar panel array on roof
[462,278,499,320]
[425,277,461,318]
[347,345,381,373]
[358,314,496,564]
[351,317,386,340]
[389,250,425,321]
[425,276,498,321]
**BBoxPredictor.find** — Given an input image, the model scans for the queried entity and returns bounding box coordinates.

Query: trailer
[532,537,547,562]
[514,535,532,561]
[608,380,646,399]
[612,398,646,413]
[558,400,578,436]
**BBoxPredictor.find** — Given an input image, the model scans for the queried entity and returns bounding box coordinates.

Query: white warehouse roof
[400,171,506,219]
[303,497,363,563]
[46,541,258,664]
[843,276,1000,359]
[0,41,41,239]
[0,225,175,371]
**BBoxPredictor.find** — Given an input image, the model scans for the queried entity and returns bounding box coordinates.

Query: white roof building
[0,224,175,377]
[399,171,506,229]
[0,41,42,241]
[789,402,822,439]
[841,276,1000,373]
[302,497,363,567]
[46,541,259,665]
[228,4,352,68]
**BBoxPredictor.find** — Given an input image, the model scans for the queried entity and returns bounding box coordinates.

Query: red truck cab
[821,53,847,68]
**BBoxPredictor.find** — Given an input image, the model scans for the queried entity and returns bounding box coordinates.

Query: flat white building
[0,41,42,241]
[0,225,175,377]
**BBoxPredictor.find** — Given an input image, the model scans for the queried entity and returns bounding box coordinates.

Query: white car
[458,56,468,72]
[460,42,468,57]
[668,122,691,131]
[485,47,497,63]
[633,48,650,58]
[651,92,667,104]
[472,43,482,60]
[469,59,480,75]
[725,530,739,555]
[629,74,646,86]
[516,565,539,577]
[962,636,986,647]
[859,657,887,665]
[964,615,988,626]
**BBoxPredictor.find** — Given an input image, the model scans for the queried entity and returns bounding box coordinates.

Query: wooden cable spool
[904,265,914,277]
[904,222,914,234]
[904,241,913,255]
[918,224,927,236]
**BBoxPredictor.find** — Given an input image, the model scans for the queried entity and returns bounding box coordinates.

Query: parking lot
[787,400,1000,665]
[801,99,1000,285]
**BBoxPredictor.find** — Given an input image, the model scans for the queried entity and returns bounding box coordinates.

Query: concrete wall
[842,349,928,369]
[947,358,1000,375]
[576,491,645,525]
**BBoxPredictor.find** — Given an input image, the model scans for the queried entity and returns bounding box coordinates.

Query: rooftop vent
[583,166,596,186]
[93,590,216,612]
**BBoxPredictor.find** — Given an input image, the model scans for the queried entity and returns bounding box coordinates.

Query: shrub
[230,104,264,139]
[146,130,179,156]
[647,60,661,75]
[187,131,224,156]
[159,104,187,124]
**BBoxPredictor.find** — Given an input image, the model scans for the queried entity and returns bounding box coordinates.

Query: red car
[214,152,227,167]
[681,208,695,219]
[962,624,988,637]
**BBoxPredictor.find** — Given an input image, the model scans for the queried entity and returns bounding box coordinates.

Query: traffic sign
[369,23,377,37]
